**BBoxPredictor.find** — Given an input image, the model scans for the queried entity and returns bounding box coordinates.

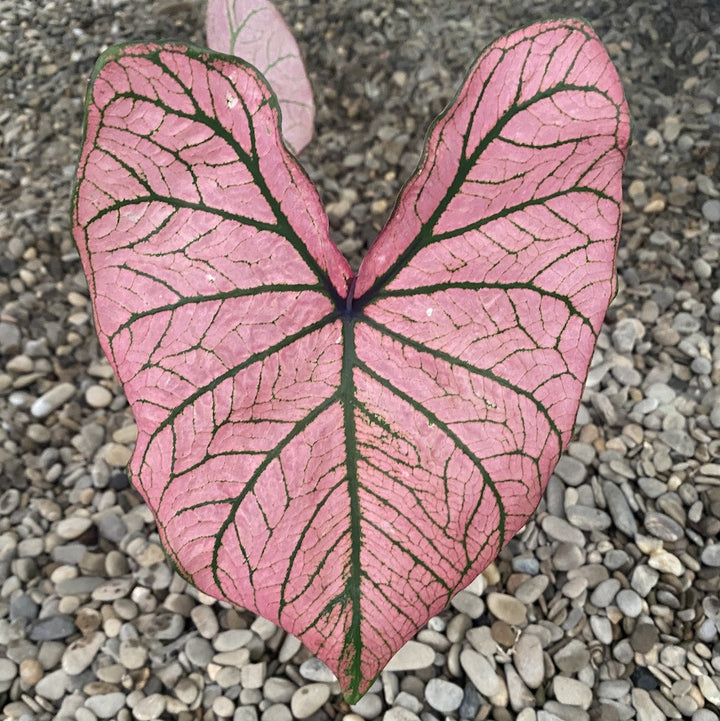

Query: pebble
[514,632,545,689]
[85,692,127,719]
[701,544,720,567]
[616,589,643,618]
[460,649,502,696]
[132,693,166,720]
[384,641,434,672]
[553,677,593,709]
[85,384,113,408]
[542,516,585,546]
[290,683,330,718]
[702,199,720,222]
[630,624,659,654]
[30,382,75,418]
[28,614,77,641]
[61,631,105,675]
[18,658,43,687]
[486,592,527,625]
[56,515,93,540]
[424,678,464,712]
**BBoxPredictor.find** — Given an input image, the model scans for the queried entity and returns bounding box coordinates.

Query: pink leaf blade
[206,0,315,153]
[73,19,629,703]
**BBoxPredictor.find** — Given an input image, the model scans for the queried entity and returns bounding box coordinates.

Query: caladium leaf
[206,0,314,153]
[72,19,629,701]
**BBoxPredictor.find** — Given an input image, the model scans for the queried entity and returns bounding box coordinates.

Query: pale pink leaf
[206,0,314,153]
[72,19,629,701]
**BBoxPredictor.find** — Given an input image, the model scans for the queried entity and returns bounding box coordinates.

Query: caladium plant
[206,0,315,153]
[72,18,629,701]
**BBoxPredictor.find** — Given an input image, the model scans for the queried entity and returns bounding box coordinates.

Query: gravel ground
[1,1,720,720]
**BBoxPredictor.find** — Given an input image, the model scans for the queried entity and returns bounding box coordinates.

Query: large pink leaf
[72,20,629,701]
[206,0,314,153]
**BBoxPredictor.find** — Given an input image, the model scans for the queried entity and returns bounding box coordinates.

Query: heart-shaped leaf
[72,19,629,701]
[206,0,315,153]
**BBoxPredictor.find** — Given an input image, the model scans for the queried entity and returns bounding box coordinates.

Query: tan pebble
[643,195,666,213]
[487,592,527,626]
[103,443,132,467]
[19,658,43,687]
[112,424,138,444]
[85,384,113,408]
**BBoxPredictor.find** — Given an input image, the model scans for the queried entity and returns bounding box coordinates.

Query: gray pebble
[566,505,612,531]
[590,578,620,608]
[0,488,20,516]
[28,614,77,641]
[424,678,463,713]
[702,199,720,222]
[602,483,637,537]
[514,632,545,688]
[631,565,659,596]
[298,658,337,682]
[185,636,214,666]
[261,704,292,721]
[460,649,503,697]
[351,692,383,719]
[616,589,643,618]
[554,456,587,486]
[85,692,127,719]
[35,668,70,701]
[290,683,330,719]
[643,511,684,541]
[132,692,166,720]
[9,593,39,621]
[701,544,720,567]
[554,639,590,673]
[542,515,585,546]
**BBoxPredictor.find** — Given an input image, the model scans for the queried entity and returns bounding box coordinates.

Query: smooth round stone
[648,549,684,576]
[61,631,105,675]
[132,693,166,720]
[185,636,214,666]
[0,488,20,516]
[460,649,502,696]
[643,511,684,541]
[18,658,43,687]
[542,516,585,546]
[35,668,70,701]
[85,692,127,719]
[85,384,113,408]
[514,632,544,688]
[119,640,148,669]
[92,577,133,602]
[630,623,659,654]
[350,692,383,719]
[190,604,219,638]
[28,614,77,641]
[424,678,463,713]
[261,704,292,721]
[30,382,75,418]
[384,707,422,721]
[486,592,527,626]
[384,641,434,672]
[590,578,621,608]
[616,589,643,618]
[702,199,720,222]
[290,683,330,719]
[213,629,254,652]
[701,544,720,567]
[554,456,587,486]
[104,443,133,467]
[554,639,590,674]
[213,696,236,718]
[566,505,612,531]
[450,590,484,618]
[264,678,297,704]
[553,676,592,709]
[590,615,613,645]
[0,658,17,684]
[514,575,548,604]
[56,515,93,540]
